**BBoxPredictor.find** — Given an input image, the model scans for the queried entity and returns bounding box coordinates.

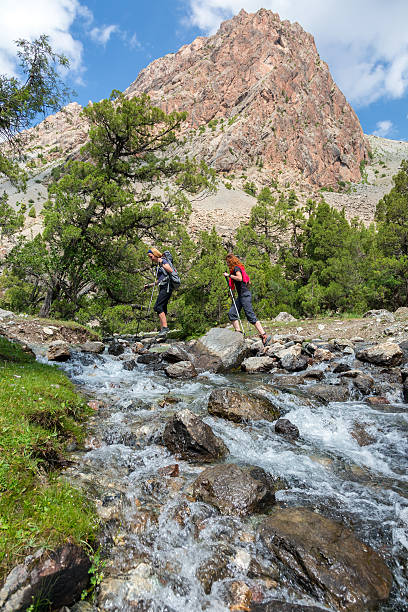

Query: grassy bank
[0,336,99,581]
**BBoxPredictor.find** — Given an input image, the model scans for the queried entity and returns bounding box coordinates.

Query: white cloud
[89,24,119,46]
[186,0,408,107]
[0,0,85,76]
[0,0,119,83]
[372,120,393,137]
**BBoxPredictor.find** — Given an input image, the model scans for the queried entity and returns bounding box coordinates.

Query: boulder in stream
[258,507,392,611]
[251,602,325,611]
[161,344,192,363]
[192,327,248,372]
[164,360,197,378]
[0,544,91,612]
[274,418,300,440]
[241,356,276,373]
[78,341,105,354]
[163,408,228,462]
[303,383,349,403]
[207,387,280,422]
[46,340,71,362]
[192,464,276,516]
[356,342,403,367]
[276,345,308,372]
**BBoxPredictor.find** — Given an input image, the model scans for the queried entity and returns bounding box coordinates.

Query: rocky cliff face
[3,6,371,236]
[125,8,368,186]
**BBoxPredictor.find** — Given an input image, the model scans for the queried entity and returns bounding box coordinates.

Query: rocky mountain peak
[125,8,368,186]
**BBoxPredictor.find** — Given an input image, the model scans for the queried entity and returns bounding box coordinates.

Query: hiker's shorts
[154,285,172,314]
[228,290,257,324]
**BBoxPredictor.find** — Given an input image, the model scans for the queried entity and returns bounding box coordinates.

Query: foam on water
[43,348,408,610]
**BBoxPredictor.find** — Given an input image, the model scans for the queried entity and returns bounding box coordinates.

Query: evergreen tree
[4,92,215,318]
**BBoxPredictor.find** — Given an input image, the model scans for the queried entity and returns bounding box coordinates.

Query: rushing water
[41,344,408,611]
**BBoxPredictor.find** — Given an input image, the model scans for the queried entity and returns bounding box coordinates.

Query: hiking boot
[157,327,169,338]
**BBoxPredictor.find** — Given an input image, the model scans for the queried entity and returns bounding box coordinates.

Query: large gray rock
[163,408,228,462]
[192,464,276,516]
[78,341,105,354]
[161,344,192,363]
[276,345,308,372]
[258,507,392,611]
[241,356,276,373]
[46,340,71,362]
[356,342,403,367]
[164,360,197,378]
[304,383,349,403]
[192,327,248,372]
[0,545,90,611]
[207,387,280,422]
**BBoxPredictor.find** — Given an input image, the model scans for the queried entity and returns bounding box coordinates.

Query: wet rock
[46,340,71,362]
[251,602,324,611]
[0,544,90,612]
[338,368,362,378]
[164,360,197,378]
[158,464,179,477]
[221,580,254,609]
[71,602,94,612]
[275,311,297,322]
[196,547,232,594]
[272,374,305,387]
[98,563,158,609]
[123,359,137,371]
[275,418,300,440]
[301,369,324,381]
[192,464,275,516]
[161,344,192,363]
[128,510,158,534]
[366,396,390,407]
[162,408,228,463]
[353,374,375,395]
[351,422,376,446]
[207,387,280,422]
[241,356,276,373]
[304,383,349,403]
[356,342,403,367]
[333,363,352,373]
[192,327,249,372]
[258,507,392,612]
[312,348,335,362]
[277,345,308,372]
[329,338,355,351]
[137,352,161,364]
[78,341,105,353]
[108,340,125,356]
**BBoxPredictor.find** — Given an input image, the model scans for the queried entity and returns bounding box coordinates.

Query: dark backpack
[162,250,181,290]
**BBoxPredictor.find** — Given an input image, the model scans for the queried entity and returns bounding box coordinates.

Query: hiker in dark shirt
[145,248,173,338]
[224,253,271,346]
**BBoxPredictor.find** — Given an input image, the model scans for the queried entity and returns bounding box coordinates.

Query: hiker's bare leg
[232,320,241,332]
[254,320,265,336]
[159,312,168,329]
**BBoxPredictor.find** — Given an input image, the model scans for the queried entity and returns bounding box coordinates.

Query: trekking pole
[147,265,159,316]
[224,274,245,337]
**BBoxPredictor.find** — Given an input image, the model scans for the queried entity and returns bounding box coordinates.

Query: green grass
[0,337,99,581]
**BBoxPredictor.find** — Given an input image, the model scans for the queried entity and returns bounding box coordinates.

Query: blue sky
[1,0,408,140]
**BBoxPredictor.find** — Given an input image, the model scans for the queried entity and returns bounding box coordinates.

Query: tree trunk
[38,286,53,318]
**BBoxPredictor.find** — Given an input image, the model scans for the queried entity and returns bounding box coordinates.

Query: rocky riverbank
[1,310,407,610]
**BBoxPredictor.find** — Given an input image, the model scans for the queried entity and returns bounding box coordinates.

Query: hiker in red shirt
[224,253,271,346]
